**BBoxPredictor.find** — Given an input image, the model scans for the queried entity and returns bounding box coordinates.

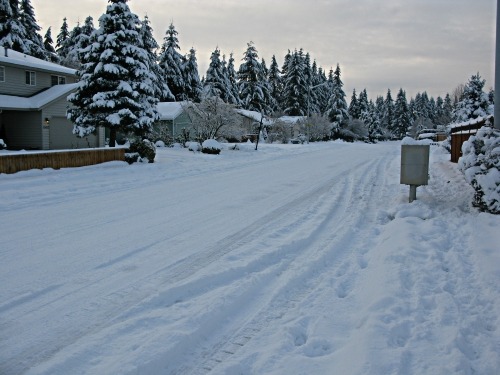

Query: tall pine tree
[282,49,308,116]
[0,0,29,55]
[452,73,491,123]
[68,0,160,147]
[139,14,172,102]
[19,0,46,59]
[203,46,232,101]
[268,54,282,113]
[326,64,349,130]
[382,89,395,136]
[393,88,411,139]
[238,41,270,113]
[225,52,240,105]
[55,17,69,58]
[348,89,361,119]
[183,47,202,102]
[158,22,185,101]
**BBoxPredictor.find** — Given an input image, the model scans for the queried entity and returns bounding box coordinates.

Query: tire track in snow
[167,150,397,374]
[1,148,378,375]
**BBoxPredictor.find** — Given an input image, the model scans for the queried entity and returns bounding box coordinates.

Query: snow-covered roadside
[0,142,498,375]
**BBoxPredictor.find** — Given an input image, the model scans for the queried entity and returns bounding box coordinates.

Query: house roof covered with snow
[0,83,79,110]
[0,47,76,76]
[156,101,189,121]
[236,109,274,126]
[448,115,493,130]
[278,116,306,124]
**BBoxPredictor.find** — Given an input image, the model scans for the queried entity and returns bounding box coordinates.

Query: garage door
[49,117,97,150]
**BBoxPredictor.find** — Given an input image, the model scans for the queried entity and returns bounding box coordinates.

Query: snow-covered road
[1,141,498,374]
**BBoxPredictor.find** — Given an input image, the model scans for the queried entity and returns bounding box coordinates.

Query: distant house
[0,47,105,150]
[277,116,305,141]
[155,101,192,140]
[236,109,274,141]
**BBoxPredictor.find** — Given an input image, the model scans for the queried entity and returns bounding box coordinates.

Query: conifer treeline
[1,0,494,141]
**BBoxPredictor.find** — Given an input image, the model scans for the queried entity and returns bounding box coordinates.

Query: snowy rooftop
[236,109,274,126]
[0,47,76,76]
[278,115,306,124]
[448,115,493,130]
[156,101,189,121]
[0,83,79,110]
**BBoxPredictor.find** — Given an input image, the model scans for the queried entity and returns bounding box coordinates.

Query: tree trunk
[109,128,116,147]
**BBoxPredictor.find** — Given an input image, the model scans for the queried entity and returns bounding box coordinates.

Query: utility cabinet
[400,144,430,202]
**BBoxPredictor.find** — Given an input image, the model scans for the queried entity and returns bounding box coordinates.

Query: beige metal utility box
[400,145,430,202]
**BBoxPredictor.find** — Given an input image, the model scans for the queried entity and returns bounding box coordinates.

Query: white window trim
[51,75,66,86]
[26,70,36,86]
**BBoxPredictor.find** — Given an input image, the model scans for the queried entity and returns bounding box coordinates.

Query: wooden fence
[0,148,125,174]
[449,117,493,163]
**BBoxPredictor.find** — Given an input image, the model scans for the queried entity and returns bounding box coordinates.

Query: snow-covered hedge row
[458,126,500,214]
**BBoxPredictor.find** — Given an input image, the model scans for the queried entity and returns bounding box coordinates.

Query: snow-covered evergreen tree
[316,67,331,115]
[43,26,55,53]
[183,47,202,102]
[348,89,361,119]
[326,64,349,130]
[58,21,82,68]
[0,0,28,55]
[19,0,46,59]
[238,41,271,113]
[68,0,160,147]
[282,49,308,116]
[382,89,395,136]
[268,54,282,114]
[55,17,69,58]
[43,26,59,62]
[443,93,453,124]
[358,88,369,117]
[158,22,185,101]
[61,16,95,68]
[225,52,240,105]
[452,73,492,123]
[362,99,383,141]
[392,88,411,139]
[306,59,322,116]
[203,46,232,102]
[139,14,172,102]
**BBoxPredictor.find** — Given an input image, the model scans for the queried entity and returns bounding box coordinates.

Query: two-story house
[0,47,105,150]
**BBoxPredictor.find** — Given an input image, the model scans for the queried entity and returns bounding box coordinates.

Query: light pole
[495,0,500,129]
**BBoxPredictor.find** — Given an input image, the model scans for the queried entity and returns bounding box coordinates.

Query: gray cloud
[32,0,495,100]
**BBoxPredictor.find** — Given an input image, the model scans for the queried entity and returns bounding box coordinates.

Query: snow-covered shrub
[201,139,222,155]
[458,126,500,214]
[186,141,201,152]
[0,139,6,150]
[125,139,156,164]
[155,140,166,148]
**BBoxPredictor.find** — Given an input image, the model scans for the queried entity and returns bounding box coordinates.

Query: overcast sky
[32,0,496,100]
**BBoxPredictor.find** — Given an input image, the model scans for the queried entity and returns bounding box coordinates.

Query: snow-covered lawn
[0,141,498,374]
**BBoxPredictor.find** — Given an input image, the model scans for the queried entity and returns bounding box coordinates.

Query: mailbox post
[400,145,430,202]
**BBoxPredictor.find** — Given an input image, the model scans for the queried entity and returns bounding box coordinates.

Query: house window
[0,66,4,82]
[51,75,66,86]
[25,71,36,86]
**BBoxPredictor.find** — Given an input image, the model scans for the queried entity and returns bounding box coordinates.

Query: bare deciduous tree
[184,97,243,142]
